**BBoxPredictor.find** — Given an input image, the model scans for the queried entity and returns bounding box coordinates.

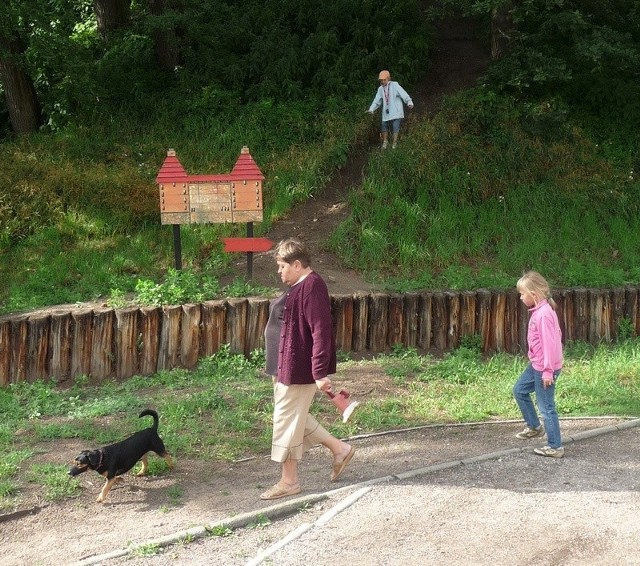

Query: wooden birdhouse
[156,146,264,225]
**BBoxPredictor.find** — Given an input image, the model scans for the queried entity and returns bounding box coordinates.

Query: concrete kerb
[567,426,620,442]
[73,494,330,566]
[73,417,640,565]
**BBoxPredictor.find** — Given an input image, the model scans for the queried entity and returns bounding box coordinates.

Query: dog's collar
[97,450,104,469]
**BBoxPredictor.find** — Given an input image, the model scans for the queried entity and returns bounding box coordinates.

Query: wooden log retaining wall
[1,287,639,386]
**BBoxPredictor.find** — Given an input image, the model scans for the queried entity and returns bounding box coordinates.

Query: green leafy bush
[135,268,221,306]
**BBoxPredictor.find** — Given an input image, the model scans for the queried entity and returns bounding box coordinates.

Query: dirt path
[254,423,640,566]
[3,418,638,565]
[226,15,490,295]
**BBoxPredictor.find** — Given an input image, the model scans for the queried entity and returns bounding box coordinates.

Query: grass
[0,97,369,314]
[27,464,82,501]
[131,543,162,558]
[331,90,640,290]
[2,88,640,314]
[208,524,233,537]
[1,339,638,509]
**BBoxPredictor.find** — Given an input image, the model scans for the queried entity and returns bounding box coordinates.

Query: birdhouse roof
[230,146,265,180]
[156,146,264,184]
[155,149,188,184]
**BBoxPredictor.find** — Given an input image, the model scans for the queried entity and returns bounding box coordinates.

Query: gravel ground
[268,426,640,566]
[25,417,634,566]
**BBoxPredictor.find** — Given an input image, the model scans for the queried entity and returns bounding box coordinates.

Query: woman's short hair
[274,238,311,267]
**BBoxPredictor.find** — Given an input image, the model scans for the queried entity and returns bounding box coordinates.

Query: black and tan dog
[69,409,173,502]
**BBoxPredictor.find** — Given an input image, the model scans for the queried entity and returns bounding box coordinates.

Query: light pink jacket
[527,299,563,379]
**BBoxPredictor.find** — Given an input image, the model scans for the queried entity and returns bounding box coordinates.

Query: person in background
[367,69,414,149]
[260,238,355,500]
[513,271,565,458]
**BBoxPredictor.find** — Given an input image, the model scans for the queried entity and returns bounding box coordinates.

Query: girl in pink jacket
[513,271,564,457]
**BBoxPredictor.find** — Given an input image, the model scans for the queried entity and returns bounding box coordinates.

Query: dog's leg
[97,478,118,503]
[135,454,149,476]
[163,453,174,470]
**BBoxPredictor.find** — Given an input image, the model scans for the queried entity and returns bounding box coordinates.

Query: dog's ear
[73,451,91,465]
[87,450,102,468]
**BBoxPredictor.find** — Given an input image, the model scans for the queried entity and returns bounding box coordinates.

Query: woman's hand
[315,377,332,392]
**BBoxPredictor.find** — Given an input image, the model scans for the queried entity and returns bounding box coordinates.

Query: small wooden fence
[1,287,639,386]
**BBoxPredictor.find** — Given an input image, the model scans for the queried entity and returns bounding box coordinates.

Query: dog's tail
[139,409,160,430]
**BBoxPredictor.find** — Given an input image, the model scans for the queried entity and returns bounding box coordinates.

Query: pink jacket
[527,300,563,379]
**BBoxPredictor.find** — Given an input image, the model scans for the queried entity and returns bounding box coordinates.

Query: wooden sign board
[157,147,264,225]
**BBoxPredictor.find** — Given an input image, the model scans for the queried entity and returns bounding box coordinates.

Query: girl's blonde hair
[517,271,557,309]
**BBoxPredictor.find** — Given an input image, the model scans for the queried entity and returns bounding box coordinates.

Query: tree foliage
[0,0,430,133]
[3,0,640,134]
[440,0,640,120]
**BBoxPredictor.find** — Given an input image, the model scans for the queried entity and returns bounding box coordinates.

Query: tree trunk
[93,0,131,40]
[0,37,41,134]
[147,0,179,72]
[490,4,513,60]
